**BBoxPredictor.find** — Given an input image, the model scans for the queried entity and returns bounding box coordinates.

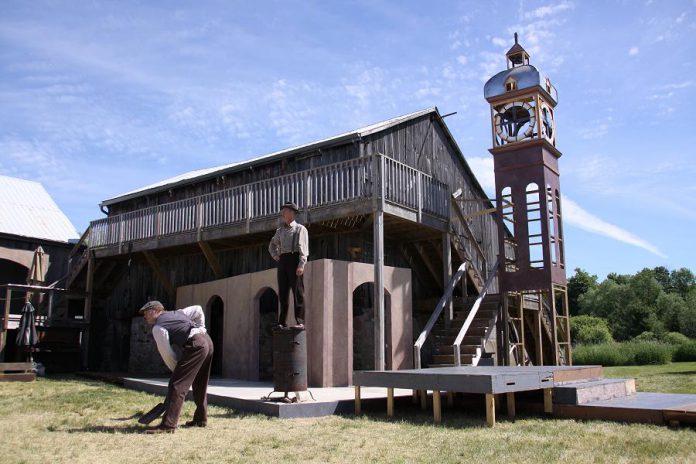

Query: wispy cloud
[629,46,640,56]
[523,1,575,20]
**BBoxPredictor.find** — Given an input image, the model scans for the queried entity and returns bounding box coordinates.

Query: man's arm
[268,229,281,261]
[152,325,178,372]
[297,225,309,269]
[179,305,205,329]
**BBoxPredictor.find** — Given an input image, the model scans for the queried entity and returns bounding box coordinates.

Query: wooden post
[485,393,496,427]
[550,287,559,365]
[433,390,442,424]
[447,391,454,407]
[354,385,361,415]
[506,392,516,418]
[442,233,452,326]
[143,250,176,302]
[198,241,223,279]
[81,253,95,370]
[387,387,394,417]
[543,388,553,414]
[412,389,418,404]
[373,155,386,371]
[0,288,11,361]
[420,389,427,410]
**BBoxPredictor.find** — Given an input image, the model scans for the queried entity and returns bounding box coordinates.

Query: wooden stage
[354,365,602,427]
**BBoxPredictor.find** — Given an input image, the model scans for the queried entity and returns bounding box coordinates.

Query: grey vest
[155,311,195,347]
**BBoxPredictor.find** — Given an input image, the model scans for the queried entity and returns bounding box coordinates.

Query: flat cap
[139,300,164,314]
[281,201,299,213]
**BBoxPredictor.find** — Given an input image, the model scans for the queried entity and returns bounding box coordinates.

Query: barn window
[505,77,518,92]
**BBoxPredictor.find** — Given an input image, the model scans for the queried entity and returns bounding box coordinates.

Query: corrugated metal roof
[0,175,80,243]
[102,107,438,206]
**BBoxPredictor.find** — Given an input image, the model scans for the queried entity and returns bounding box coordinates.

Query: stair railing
[452,259,500,366]
[414,261,469,369]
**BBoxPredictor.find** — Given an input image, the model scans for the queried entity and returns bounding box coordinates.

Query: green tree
[567,268,598,316]
[679,290,696,338]
[655,292,687,332]
[670,268,695,297]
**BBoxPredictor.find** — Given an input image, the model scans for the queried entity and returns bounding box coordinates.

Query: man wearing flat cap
[139,301,213,433]
[268,201,309,328]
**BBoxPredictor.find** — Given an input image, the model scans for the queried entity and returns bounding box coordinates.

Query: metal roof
[484,65,558,103]
[101,107,438,207]
[0,175,80,243]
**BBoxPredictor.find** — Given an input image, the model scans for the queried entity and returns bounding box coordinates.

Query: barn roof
[101,107,438,207]
[0,175,80,243]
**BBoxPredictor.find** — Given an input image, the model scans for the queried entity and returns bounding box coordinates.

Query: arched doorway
[352,283,392,371]
[0,259,29,314]
[206,295,224,377]
[257,288,278,381]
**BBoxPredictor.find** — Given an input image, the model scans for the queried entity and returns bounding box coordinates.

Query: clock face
[493,101,536,144]
[540,101,555,144]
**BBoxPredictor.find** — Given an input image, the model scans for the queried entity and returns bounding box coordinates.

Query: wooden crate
[0,362,36,382]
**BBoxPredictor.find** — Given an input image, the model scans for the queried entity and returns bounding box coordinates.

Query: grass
[0,368,694,464]
[604,361,696,394]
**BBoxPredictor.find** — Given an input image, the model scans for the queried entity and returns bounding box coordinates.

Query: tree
[670,268,695,298]
[655,292,687,332]
[567,268,598,316]
[679,291,696,338]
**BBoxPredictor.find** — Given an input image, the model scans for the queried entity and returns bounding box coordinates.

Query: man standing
[140,301,214,433]
[268,201,309,328]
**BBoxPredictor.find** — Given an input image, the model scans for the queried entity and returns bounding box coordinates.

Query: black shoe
[182,420,207,428]
[144,425,175,434]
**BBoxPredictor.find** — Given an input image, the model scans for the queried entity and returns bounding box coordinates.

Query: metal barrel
[272,327,307,392]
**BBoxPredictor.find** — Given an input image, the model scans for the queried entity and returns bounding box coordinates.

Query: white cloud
[561,196,667,258]
[629,46,640,56]
[491,37,508,48]
[523,1,574,20]
[464,156,666,258]
[456,55,468,65]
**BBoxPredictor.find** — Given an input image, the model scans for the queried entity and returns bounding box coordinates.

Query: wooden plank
[410,242,442,291]
[198,241,223,279]
[544,388,553,414]
[420,389,427,410]
[433,390,442,424]
[447,391,454,407]
[81,253,94,370]
[0,373,36,382]
[485,393,496,427]
[387,387,394,417]
[142,250,176,301]
[354,385,361,415]
[0,362,34,371]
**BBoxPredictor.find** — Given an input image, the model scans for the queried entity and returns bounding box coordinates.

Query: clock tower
[484,34,571,366]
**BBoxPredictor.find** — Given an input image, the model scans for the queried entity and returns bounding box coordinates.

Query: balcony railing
[89,154,449,249]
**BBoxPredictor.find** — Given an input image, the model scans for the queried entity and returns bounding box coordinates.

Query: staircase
[430,295,500,367]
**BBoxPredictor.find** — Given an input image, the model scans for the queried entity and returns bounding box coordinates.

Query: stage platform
[122,377,413,419]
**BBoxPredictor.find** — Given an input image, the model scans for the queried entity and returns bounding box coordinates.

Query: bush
[573,341,672,366]
[571,315,613,345]
[633,331,658,342]
[673,342,696,362]
[662,332,691,346]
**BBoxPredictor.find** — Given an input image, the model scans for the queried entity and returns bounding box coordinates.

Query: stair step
[434,344,480,355]
[553,378,636,405]
[432,353,474,364]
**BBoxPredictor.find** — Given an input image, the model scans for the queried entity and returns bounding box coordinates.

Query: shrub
[571,315,613,345]
[662,332,691,346]
[573,341,672,366]
[673,341,696,362]
[633,331,657,343]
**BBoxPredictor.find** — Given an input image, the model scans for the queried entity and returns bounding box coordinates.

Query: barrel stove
[272,326,307,393]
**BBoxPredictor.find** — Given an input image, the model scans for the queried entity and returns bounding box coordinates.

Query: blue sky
[1,0,694,278]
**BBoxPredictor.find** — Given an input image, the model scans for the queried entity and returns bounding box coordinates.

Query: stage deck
[352,365,603,426]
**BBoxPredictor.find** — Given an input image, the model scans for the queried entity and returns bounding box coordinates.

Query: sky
[1,0,695,279]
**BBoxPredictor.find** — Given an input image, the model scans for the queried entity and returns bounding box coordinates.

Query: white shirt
[152,305,207,372]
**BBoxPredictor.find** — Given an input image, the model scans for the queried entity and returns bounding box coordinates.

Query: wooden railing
[89,154,449,249]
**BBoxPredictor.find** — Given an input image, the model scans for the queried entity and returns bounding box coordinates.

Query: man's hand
[273,256,280,262]
[296,267,304,276]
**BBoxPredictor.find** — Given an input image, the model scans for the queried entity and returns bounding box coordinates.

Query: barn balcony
[87,154,450,258]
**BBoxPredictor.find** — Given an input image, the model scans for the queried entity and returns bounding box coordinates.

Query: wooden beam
[81,253,95,370]
[485,393,496,427]
[198,241,223,279]
[387,387,394,417]
[142,250,176,301]
[354,385,361,415]
[433,390,442,424]
[543,388,553,414]
[410,242,442,291]
[506,392,516,418]
[442,233,452,325]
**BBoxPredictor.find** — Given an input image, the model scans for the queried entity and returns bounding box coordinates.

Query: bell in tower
[484,34,571,367]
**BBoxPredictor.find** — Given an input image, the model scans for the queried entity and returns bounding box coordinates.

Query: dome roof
[483,64,558,103]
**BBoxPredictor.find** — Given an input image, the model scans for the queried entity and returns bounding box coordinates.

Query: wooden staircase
[429,295,500,367]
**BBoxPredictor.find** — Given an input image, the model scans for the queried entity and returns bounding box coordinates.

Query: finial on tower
[506,33,529,68]
[514,32,518,44]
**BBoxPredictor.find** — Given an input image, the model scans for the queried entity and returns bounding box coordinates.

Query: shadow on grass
[662,371,696,376]
[56,424,146,434]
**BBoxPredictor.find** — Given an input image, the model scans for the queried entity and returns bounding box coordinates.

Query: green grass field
[0,363,695,464]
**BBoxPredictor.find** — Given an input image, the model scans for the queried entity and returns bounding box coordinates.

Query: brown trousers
[161,332,214,428]
[278,252,305,325]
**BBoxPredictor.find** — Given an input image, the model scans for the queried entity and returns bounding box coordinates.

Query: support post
[0,288,11,361]
[354,385,361,415]
[143,250,176,302]
[485,393,496,427]
[373,155,386,371]
[387,387,394,417]
[442,232,452,326]
[420,389,427,410]
[433,390,442,424]
[198,241,223,279]
[506,392,516,418]
[543,388,553,414]
[81,252,95,370]
[447,391,454,407]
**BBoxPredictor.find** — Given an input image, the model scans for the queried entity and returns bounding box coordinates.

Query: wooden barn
[65,105,566,387]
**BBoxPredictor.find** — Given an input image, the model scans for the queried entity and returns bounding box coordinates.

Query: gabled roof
[101,107,438,207]
[0,175,80,243]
